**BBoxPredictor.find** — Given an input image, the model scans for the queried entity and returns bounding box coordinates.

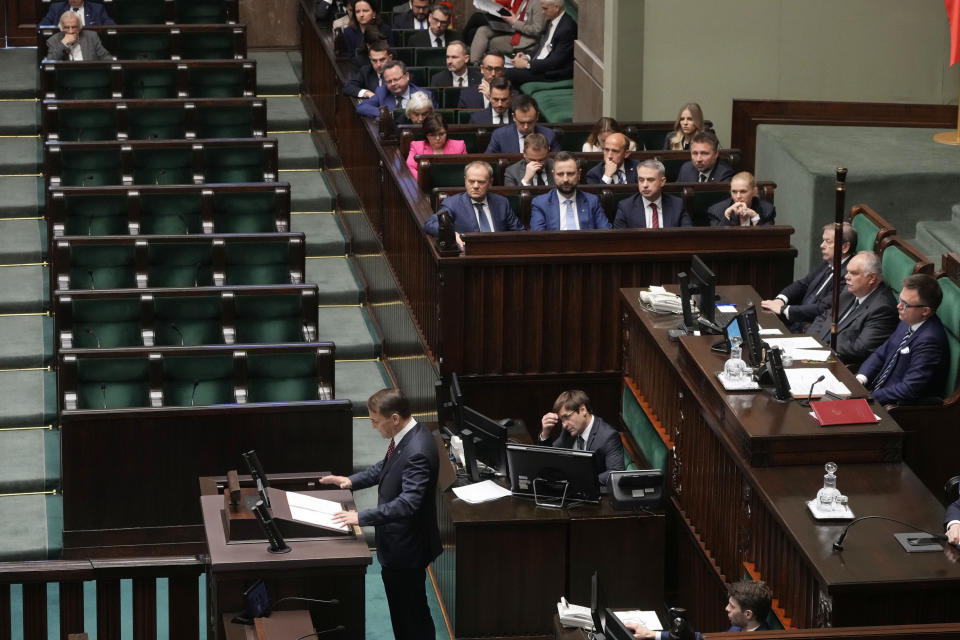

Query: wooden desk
[433,489,664,639]
[619,286,960,630]
[202,491,371,640]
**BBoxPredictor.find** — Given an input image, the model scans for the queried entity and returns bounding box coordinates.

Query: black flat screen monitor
[460,404,508,482]
[725,304,764,366]
[679,254,718,331]
[506,443,599,506]
[759,346,791,401]
[435,372,466,431]
[590,571,604,633]
[600,607,635,640]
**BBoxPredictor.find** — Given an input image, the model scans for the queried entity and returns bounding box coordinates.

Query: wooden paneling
[6,0,39,47]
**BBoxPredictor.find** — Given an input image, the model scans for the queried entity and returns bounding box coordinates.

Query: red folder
[811,398,879,426]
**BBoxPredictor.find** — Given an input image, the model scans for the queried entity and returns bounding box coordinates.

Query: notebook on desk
[811,398,879,426]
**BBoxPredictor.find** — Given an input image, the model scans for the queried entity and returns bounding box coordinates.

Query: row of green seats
[56,285,319,349]
[39,24,245,61]
[39,0,239,25]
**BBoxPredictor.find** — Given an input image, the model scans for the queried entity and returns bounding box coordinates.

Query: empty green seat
[181,31,236,59]
[67,244,137,289]
[113,32,171,60]
[937,277,960,398]
[196,106,255,139]
[189,67,246,98]
[235,293,307,343]
[162,354,235,406]
[688,190,733,226]
[62,194,129,236]
[76,356,149,409]
[124,68,176,99]
[60,148,123,186]
[148,241,214,287]
[110,1,169,24]
[247,351,321,403]
[852,211,881,254]
[71,298,142,348]
[52,68,111,100]
[415,48,445,67]
[56,108,118,141]
[140,193,203,234]
[627,127,674,152]
[155,295,224,345]
[205,145,266,183]
[128,107,188,140]
[132,147,193,185]
[225,240,292,285]
[213,191,279,233]
[177,0,228,23]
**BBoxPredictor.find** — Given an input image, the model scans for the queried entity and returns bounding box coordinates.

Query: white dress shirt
[536,11,564,60]
[392,417,418,447]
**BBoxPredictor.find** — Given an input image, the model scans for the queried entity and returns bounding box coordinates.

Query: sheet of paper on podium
[784,368,851,398]
[285,491,349,532]
[616,610,663,630]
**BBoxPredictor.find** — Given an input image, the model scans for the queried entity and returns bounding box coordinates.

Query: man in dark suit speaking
[856,273,949,405]
[614,159,691,228]
[539,389,625,487]
[323,389,442,640]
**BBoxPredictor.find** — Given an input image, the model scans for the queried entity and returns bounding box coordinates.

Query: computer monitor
[460,404,508,482]
[735,304,764,366]
[434,372,464,431]
[600,607,635,640]
[506,443,600,507]
[590,571,604,633]
[678,254,718,331]
[758,346,791,402]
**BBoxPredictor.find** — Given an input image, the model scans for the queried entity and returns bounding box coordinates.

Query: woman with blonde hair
[664,103,703,150]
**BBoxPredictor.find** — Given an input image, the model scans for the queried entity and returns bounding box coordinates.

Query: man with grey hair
[505,0,577,86]
[401,91,434,124]
[45,9,112,61]
[423,161,523,247]
[613,160,691,228]
[806,250,898,367]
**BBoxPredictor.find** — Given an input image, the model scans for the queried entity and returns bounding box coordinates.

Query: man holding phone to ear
[538,390,624,487]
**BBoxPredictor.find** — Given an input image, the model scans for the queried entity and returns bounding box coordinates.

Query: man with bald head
[44,9,112,61]
[806,250,898,367]
[585,132,639,185]
[707,172,776,226]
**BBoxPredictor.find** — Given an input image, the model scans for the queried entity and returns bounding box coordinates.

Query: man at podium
[322,389,442,640]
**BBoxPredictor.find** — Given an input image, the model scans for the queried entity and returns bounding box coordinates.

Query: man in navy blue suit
[529,152,611,230]
[356,60,433,118]
[585,132,639,185]
[40,0,114,26]
[391,0,430,30]
[538,390,624,487]
[857,273,949,405]
[423,161,523,248]
[468,77,513,125]
[676,131,734,183]
[761,222,856,333]
[324,389,442,640]
[458,52,506,110]
[707,172,776,226]
[485,94,560,154]
[627,580,772,638]
[946,498,960,546]
[344,40,392,99]
[613,159,691,229]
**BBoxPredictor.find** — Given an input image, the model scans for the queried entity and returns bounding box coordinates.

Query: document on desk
[616,610,663,630]
[784,368,851,398]
[758,327,782,336]
[763,336,822,350]
[285,491,349,532]
[452,480,512,504]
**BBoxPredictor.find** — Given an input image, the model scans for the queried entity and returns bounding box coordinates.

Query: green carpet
[0,315,53,368]
[334,360,390,416]
[0,494,60,560]
[250,51,301,95]
[265,96,310,131]
[0,177,42,218]
[0,102,39,135]
[0,219,46,263]
[0,266,49,314]
[306,257,364,305]
[0,370,57,427]
[0,427,60,493]
[283,170,337,211]
[0,49,39,99]
[365,556,448,639]
[316,306,381,360]
[292,212,346,254]
[0,137,41,174]
[275,133,322,170]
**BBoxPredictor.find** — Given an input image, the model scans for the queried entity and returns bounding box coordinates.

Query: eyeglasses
[481,65,506,74]
[897,297,929,309]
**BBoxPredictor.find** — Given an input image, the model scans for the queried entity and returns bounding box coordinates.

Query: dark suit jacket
[806,283,899,367]
[503,158,554,186]
[423,192,523,235]
[392,10,428,30]
[430,66,481,88]
[349,421,442,569]
[408,28,461,48]
[356,83,432,117]
[707,196,776,226]
[859,315,949,405]
[584,158,639,185]
[676,160,735,183]
[526,12,577,79]
[45,30,112,61]
[541,416,625,486]
[529,190,611,231]
[485,123,560,154]
[457,85,485,109]
[656,622,769,640]
[613,193,691,229]
[344,64,380,98]
[946,499,960,529]
[468,106,512,125]
[40,1,114,26]
[778,258,850,332]
[343,23,392,56]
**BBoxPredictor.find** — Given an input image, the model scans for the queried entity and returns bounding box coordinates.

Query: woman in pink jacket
[406,113,467,180]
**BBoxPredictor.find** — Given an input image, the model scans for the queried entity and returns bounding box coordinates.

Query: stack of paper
[452,480,512,504]
[286,491,349,531]
[783,368,851,398]
[763,336,831,362]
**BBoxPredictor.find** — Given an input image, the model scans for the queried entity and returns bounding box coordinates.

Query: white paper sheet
[716,304,737,313]
[616,610,663,631]
[790,349,831,362]
[452,479,512,504]
[758,327,782,335]
[763,336,823,350]
[473,0,507,17]
[784,368,851,397]
[286,491,349,531]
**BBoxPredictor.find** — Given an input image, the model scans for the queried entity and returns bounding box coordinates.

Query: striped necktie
[872,328,914,390]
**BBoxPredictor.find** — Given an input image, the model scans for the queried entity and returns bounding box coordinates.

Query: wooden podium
[201,487,371,640]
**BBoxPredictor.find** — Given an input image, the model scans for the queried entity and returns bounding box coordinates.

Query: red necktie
[651,203,659,228]
[386,438,396,460]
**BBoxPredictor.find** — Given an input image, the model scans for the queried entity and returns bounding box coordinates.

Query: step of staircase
[0,177,42,219]
[0,49,39,99]
[317,306,381,360]
[0,427,59,493]
[0,370,57,428]
[275,132,322,170]
[266,96,310,131]
[0,219,46,263]
[306,257,364,305]
[0,494,61,560]
[251,51,301,95]
[0,137,41,174]
[0,101,39,135]
[0,265,48,314]
[0,315,53,369]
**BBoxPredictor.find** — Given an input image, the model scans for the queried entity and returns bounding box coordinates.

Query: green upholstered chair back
[147,242,214,287]
[154,295,224,346]
[181,32,235,59]
[68,244,137,289]
[54,68,111,100]
[196,106,255,139]
[113,32,171,60]
[61,148,123,186]
[881,244,917,295]
[204,146,265,183]
[140,193,203,234]
[626,127,673,152]
[110,1,168,24]
[72,298,142,348]
[188,67,246,98]
[123,68,176,99]
[689,189,733,227]
[247,351,320,402]
[235,293,305,343]
[852,211,880,255]
[213,191,279,233]
[162,354,235,406]
[132,147,193,185]
[937,276,960,398]
[55,108,118,141]
[177,0,228,23]
[661,157,685,183]
[76,356,149,409]
[415,47,445,67]
[438,87,462,109]
[127,107,188,140]
[63,194,128,236]
[224,241,291,285]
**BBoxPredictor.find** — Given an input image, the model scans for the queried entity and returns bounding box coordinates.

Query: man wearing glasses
[457,52,507,110]
[857,273,948,405]
[409,4,459,48]
[539,390,625,488]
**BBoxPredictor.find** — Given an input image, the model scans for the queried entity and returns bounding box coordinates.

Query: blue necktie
[474,201,491,231]
[563,199,576,229]
[872,328,914,390]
